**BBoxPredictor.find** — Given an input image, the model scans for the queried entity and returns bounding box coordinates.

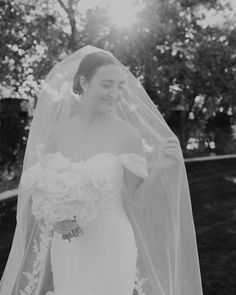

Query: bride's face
[80,64,126,113]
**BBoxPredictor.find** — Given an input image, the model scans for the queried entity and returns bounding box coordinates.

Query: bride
[0,45,203,295]
[49,51,150,295]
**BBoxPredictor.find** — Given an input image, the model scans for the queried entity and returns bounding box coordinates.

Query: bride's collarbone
[59,129,124,160]
[57,116,128,158]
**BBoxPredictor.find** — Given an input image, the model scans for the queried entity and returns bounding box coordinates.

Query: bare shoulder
[110,115,144,155]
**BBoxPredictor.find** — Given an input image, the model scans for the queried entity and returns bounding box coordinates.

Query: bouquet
[20,152,113,241]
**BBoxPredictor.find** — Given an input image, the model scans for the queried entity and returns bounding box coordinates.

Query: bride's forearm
[129,157,177,208]
[138,160,162,190]
[133,155,182,204]
[131,169,159,209]
[131,160,164,205]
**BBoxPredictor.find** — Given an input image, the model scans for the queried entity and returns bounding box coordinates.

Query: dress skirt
[50,195,138,295]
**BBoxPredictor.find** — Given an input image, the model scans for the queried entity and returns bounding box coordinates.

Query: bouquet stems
[61,225,84,242]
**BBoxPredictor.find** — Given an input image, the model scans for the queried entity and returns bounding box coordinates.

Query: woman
[0,45,203,295]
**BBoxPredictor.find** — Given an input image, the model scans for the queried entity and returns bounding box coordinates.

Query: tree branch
[57,0,69,14]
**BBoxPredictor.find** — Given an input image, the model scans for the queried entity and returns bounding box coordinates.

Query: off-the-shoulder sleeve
[119,153,149,179]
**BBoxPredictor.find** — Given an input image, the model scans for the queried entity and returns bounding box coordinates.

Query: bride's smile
[73,56,127,117]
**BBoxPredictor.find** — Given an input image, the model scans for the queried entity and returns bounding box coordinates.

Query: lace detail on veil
[19,221,53,295]
[133,267,148,295]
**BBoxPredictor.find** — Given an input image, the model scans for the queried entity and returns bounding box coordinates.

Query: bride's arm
[129,137,182,207]
[121,126,147,200]
[121,127,179,198]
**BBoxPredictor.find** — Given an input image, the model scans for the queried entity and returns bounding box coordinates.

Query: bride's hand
[53,219,79,234]
[155,138,182,174]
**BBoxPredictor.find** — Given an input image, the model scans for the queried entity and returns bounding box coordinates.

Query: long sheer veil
[0,45,203,295]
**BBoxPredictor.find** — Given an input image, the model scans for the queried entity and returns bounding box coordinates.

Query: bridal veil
[0,45,203,295]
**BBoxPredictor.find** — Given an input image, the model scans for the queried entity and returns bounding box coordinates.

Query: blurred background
[0,0,236,294]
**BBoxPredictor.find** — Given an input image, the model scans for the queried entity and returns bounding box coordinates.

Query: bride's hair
[73,51,117,95]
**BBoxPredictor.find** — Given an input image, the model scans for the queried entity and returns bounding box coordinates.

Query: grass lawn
[0,157,236,294]
[185,157,236,295]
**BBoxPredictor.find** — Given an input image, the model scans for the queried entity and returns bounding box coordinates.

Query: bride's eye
[101,83,125,91]
[102,84,111,89]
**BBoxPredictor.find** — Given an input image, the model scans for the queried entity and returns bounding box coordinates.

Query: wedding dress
[48,152,148,295]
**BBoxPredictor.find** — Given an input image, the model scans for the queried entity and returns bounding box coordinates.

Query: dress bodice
[83,152,149,193]
[72,152,149,212]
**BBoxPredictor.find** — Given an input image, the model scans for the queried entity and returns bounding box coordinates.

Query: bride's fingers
[162,149,181,161]
[162,146,178,152]
[162,148,179,156]
[160,145,179,152]
[161,143,181,151]
[162,147,179,154]
[161,142,179,148]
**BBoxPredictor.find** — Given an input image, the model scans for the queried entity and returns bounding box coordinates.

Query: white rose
[59,170,79,188]
[45,152,71,171]
[36,169,60,193]
[32,193,77,223]
[70,161,86,174]
[20,163,42,190]
[35,169,75,195]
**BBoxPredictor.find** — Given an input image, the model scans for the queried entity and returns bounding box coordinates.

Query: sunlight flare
[106,0,138,28]
[79,0,141,28]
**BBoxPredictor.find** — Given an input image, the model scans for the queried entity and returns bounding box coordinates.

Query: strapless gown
[48,152,149,295]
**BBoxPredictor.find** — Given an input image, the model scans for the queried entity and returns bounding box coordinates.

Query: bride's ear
[79,76,87,93]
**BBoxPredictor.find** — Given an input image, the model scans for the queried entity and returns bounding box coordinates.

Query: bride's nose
[108,85,119,99]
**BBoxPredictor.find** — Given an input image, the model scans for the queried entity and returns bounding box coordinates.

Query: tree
[0,0,68,100]
[1,0,236,155]
[110,0,236,151]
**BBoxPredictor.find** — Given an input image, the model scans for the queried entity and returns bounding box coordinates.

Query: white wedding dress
[48,152,148,295]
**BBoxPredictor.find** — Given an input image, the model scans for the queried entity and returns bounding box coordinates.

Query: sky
[76,0,236,29]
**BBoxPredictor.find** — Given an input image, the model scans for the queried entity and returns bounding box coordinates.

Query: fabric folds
[119,153,149,179]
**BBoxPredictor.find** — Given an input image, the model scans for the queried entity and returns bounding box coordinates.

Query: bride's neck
[76,108,112,130]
